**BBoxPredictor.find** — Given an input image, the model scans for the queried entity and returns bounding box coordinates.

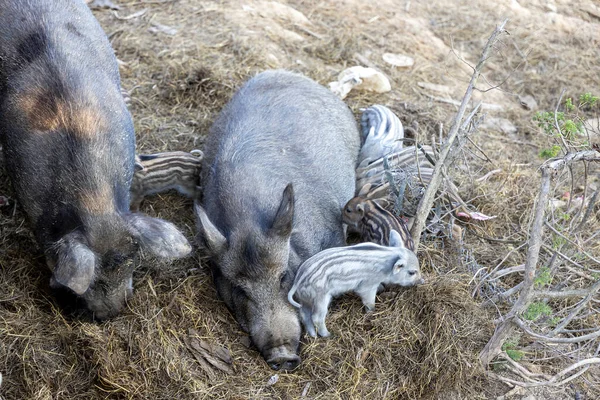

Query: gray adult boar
[195,70,360,370]
[0,0,191,320]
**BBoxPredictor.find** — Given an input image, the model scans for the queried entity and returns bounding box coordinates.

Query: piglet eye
[345,207,352,213]
[408,270,416,276]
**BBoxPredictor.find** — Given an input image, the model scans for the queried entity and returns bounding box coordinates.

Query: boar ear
[388,229,404,248]
[52,235,96,295]
[270,183,294,237]
[194,202,228,255]
[126,214,192,258]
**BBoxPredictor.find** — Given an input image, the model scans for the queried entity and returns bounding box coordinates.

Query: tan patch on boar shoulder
[15,89,105,138]
[79,182,115,215]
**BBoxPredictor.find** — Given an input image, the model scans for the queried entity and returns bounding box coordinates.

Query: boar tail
[287,286,302,308]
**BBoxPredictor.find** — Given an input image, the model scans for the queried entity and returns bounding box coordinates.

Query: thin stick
[409,19,508,249]
[553,89,569,152]
[547,279,600,336]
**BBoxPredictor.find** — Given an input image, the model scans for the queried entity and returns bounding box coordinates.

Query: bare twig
[575,177,600,232]
[488,357,600,387]
[553,89,569,152]
[547,279,600,336]
[410,19,508,249]
[514,317,600,343]
[533,289,592,299]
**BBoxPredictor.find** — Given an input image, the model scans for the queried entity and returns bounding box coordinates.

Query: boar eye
[280,271,290,286]
[345,207,352,213]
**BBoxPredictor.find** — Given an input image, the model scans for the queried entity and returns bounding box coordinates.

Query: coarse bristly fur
[287,230,424,337]
[195,70,360,370]
[0,0,191,320]
[130,150,204,211]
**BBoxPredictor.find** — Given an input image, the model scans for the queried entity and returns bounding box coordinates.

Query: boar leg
[300,305,317,337]
[129,195,143,213]
[312,295,332,337]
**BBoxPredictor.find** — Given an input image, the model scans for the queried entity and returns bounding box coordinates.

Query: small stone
[382,53,414,68]
[148,23,178,36]
[480,117,518,135]
[417,81,451,94]
[267,374,279,386]
[329,66,391,99]
[518,94,538,111]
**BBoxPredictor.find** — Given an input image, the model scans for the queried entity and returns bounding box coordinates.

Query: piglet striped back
[358,105,405,168]
[360,200,414,250]
[130,150,203,211]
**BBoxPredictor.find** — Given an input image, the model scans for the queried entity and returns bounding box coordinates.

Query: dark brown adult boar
[0,0,191,320]
[195,70,360,370]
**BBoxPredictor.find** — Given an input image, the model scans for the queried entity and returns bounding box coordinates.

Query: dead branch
[481,150,600,368]
[489,357,600,387]
[533,289,592,299]
[513,317,600,343]
[553,89,569,151]
[479,165,552,366]
[547,279,600,336]
[410,19,508,249]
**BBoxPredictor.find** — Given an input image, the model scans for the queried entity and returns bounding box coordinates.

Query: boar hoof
[267,355,301,371]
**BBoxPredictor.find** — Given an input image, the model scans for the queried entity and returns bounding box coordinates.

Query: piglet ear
[51,235,96,295]
[126,214,192,258]
[270,183,294,238]
[388,229,404,248]
[134,155,144,172]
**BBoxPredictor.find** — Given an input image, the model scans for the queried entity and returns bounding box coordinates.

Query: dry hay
[2,0,600,399]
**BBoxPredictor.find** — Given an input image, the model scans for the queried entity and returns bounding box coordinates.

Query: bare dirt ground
[1,0,600,399]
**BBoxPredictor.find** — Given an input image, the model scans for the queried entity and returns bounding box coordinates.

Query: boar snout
[249,300,302,370]
[266,352,301,371]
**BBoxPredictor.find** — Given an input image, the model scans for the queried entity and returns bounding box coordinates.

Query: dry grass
[2,0,600,399]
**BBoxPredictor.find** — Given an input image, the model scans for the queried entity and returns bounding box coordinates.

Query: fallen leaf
[329,66,391,99]
[417,81,451,94]
[456,211,496,221]
[382,53,414,67]
[185,329,233,376]
[184,336,216,381]
[113,9,147,20]
[518,94,538,111]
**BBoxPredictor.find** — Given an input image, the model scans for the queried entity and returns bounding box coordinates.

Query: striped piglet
[358,105,405,168]
[287,230,423,337]
[342,196,415,250]
[130,150,203,211]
